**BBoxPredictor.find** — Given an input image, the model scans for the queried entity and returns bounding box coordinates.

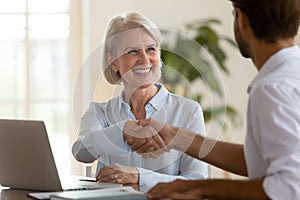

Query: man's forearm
[200,178,269,200]
[170,126,248,176]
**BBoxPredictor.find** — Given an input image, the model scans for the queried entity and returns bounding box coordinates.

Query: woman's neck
[123,84,159,119]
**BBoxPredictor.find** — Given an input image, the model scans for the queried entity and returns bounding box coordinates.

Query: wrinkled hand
[146,179,204,199]
[123,120,170,158]
[96,163,139,184]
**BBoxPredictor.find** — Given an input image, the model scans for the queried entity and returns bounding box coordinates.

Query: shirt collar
[148,84,168,110]
[117,83,168,111]
[247,45,300,94]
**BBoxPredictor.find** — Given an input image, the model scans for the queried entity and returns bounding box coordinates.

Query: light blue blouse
[72,84,208,190]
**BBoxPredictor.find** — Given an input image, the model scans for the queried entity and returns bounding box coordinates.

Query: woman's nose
[139,50,150,64]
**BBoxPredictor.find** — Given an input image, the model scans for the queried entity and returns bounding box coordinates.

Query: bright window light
[0,0,72,175]
[28,0,69,13]
[29,30,69,39]
[0,30,26,39]
[29,14,70,30]
[0,14,26,29]
[0,0,26,13]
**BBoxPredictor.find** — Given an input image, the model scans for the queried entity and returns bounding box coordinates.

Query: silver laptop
[0,119,121,191]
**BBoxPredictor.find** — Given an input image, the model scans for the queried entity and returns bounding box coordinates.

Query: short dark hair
[229,0,300,43]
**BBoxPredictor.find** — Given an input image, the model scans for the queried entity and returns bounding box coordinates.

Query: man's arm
[134,119,248,176]
[172,126,247,176]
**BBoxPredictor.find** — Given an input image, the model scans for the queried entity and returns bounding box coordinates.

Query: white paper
[28,186,144,200]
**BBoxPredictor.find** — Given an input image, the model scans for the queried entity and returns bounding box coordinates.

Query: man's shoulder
[250,79,300,108]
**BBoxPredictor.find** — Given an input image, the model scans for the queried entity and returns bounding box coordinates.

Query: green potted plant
[160,18,240,130]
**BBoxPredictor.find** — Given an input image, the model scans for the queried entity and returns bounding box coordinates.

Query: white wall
[75,0,299,178]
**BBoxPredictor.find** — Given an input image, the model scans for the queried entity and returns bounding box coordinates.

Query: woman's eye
[147,47,156,52]
[127,49,138,54]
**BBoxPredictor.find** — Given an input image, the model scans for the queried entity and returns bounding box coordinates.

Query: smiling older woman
[72,11,208,191]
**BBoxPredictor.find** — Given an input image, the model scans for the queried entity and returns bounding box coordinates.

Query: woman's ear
[106,52,118,72]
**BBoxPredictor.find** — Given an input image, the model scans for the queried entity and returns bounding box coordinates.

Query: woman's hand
[126,118,177,158]
[96,163,139,184]
[138,118,177,148]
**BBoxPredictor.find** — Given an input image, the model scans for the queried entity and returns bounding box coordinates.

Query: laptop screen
[0,119,62,191]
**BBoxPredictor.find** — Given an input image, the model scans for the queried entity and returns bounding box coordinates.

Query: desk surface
[0,184,141,200]
[0,187,34,200]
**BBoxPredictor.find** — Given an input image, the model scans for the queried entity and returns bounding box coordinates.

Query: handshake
[123,118,192,158]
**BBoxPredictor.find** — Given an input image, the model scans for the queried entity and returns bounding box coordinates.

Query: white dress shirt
[245,46,300,200]
[72,84,208,190]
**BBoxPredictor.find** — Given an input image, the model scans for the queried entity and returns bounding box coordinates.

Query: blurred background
[1,0,299,179]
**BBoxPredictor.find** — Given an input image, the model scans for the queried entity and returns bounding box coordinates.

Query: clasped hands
[123,118,176,158]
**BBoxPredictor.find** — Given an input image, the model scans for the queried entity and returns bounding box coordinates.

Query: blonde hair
[102,11,162,84]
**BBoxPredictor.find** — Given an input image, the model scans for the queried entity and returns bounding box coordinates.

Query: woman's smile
[132,66,153,74]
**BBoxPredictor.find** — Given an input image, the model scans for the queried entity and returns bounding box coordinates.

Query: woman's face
[110,28,161,88]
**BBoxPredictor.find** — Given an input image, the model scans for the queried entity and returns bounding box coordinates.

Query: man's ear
[106,52,118,72]
[236,8,250,30]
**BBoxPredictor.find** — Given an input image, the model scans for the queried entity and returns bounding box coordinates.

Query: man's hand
[123,120,170,158]
[146,178,269,200]
[138,118,177,148]
[146,179,204,199]
[125,118,179,158]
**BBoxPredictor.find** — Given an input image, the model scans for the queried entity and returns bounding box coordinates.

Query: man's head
[230,0,300,43]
